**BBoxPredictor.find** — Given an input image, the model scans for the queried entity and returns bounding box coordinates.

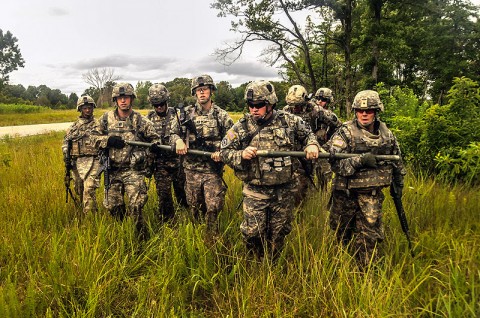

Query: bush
[0,103,46,114]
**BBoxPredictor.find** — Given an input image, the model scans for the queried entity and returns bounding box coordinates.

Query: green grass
[1,132,479,316]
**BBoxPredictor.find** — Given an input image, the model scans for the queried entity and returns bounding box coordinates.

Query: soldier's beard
[156,110,167,117]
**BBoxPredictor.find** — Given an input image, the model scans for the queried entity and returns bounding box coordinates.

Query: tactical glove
[107,136,126,149]
[360,153,377,168]
[150,142,163,154]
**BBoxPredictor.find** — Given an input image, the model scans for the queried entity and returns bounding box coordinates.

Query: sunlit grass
[0,132,479,316]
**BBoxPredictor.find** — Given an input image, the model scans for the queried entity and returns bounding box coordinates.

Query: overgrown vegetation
[0,132,479,316]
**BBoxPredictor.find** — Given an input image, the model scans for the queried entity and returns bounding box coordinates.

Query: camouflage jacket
[146,107,180,166]
[220,110,320,186]
[170,102,233,172]
[284,101,341,145]
[91,110,160,170]
[62,116,98,158]
[329,119,406,190]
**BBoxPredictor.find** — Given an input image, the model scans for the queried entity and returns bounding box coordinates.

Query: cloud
[48,7,68,16]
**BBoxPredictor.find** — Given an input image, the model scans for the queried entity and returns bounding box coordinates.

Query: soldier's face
[355,109,375,126]
[316,98,329,109]
[248,101,269,120]
[116,95,132,110]
[80,104,94,117]
[195,86,211,104]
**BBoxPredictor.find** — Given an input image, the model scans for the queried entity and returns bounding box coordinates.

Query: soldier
[312,87,342,189]
[146,83,187,223]
[283,85,319,204]
[62,95,100,214]
[170,74,233,237]
[328,90,406,268]
[92,82,161,239]
[220,80,320,261]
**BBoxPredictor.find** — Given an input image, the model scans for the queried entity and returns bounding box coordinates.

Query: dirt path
[0,122,73,138]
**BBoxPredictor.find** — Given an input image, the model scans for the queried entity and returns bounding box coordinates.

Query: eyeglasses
[154,101,167,107]
[318,97,330,103]
[196,86,210,93]
[247,101,268,109]
[356,109,375,115]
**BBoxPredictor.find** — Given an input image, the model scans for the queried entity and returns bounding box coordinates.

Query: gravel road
[0,122,72,138]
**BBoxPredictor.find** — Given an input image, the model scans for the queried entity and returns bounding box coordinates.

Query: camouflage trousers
[153,163,187,223]
[103,167,148,238]
[293,171,313,206]
[185,169,226,234]
[329,188,386,267]
[241,182,296,260]
[73,156,100,214]
[315,158,332,190]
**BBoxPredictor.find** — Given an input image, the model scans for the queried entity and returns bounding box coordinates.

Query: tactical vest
[101,111,147,169]
[334,121,395,190]
[147,108,174,145]
[69,118,97,157]
[236,112,295,186]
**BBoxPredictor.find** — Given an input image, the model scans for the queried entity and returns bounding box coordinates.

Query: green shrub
[0,103,47,114]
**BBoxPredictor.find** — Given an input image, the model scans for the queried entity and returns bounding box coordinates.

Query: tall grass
[0,132,479,316]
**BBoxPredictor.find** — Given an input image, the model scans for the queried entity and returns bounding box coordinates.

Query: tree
[211,0,320,91]
[82,68,120,107]
[0,29,25,90]
[135,81,153,109]
[67,93,78,109]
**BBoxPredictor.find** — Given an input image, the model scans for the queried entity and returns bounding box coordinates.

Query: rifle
[64,139,79,206]
[390,181,414,257]
[97,149,111,205]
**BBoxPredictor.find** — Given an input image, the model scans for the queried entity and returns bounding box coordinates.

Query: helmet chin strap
[256,106,273,125]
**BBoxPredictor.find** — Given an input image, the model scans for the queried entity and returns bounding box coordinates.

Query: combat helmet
[76,95,96,111]
[148,83,170,105]
[191,74,217,96]
[352,90,384,112]
[112,82,136,101]
[285,85,308,105]
[315,87,334,103]
[244,80,278,105]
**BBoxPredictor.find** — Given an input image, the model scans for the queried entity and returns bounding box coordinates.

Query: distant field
[0,105,244,127]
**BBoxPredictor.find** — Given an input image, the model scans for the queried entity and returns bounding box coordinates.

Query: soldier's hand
[150,142,163,154]
[211,151,222,162]
[242,146,257,160]
[304,144,319,160]
[175,139,187,155]
[360,153,377,168]
[107,136,126,149]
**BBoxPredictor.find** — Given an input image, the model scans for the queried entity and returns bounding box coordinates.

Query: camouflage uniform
[170,79,233,234]
[284,86,342,192]
[146,83,188,223]
[62,96,100,213]
[221,80,320,260]
[312,88,342,190]
[328,90,406,267]
[92,83,160,238]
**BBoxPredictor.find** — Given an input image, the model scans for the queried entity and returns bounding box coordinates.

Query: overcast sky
[3,0,282,95]
[3,0,480,96]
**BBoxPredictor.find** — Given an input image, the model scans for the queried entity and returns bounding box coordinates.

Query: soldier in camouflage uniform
[312,88,342,190]
[92,82,161,239]
[170,75,233,236]
[62,95,100,213]
[283,85,319,204]
[220,80,320,260]
[284,86,342,192]
[146,83,187,223]
[328,90,406,268]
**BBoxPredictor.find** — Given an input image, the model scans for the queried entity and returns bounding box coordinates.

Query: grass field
[0,131,479,317]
